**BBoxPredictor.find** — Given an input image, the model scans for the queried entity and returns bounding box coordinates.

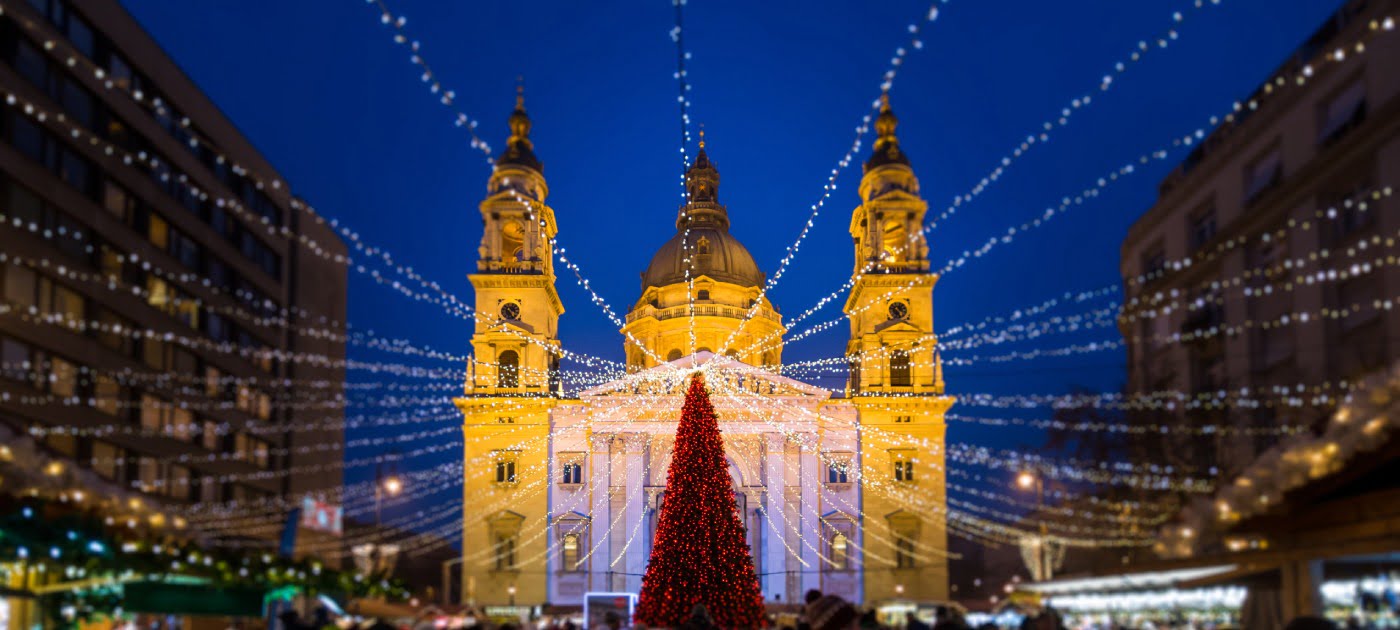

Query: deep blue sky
[121,1,1343,529]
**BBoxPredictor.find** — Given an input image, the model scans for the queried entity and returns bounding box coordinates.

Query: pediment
[873,319,922,334]
[578,351,829,400]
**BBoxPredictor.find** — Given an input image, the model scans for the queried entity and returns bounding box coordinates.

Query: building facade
[0,0,347,542]
[457,95,952,608]
[1119,0,1400,474]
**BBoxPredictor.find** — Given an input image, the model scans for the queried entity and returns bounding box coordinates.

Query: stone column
[797,432,822,595]
[763,432,789,603]
[622,433,651,592]
[588,433,612,593]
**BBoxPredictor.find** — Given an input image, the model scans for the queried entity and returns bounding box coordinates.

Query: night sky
[120,1,1344,535]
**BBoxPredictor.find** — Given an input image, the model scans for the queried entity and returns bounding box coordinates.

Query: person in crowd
[1285,616,1338,630]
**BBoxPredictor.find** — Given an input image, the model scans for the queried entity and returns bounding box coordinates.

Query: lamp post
[373,465,403,575]
[1015,470,1052,581]
[507,584,517,606]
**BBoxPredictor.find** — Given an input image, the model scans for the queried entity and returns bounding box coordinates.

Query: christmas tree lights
[635,374,765,628]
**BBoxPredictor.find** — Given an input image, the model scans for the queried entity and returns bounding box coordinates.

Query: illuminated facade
[457,93,952,608]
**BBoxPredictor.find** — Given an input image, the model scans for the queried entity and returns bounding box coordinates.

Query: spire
[865,91,910,171]
[497,77,542,173]
[684,126,719,204]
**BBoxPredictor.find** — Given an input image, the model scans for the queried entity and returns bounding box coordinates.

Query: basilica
[455,91,953,610]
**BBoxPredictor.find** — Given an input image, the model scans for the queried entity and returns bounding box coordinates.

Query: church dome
[642,227,764,290]
[639,140,765,290]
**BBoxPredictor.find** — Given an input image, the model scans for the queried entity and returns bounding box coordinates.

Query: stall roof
[1025,565,1237,595]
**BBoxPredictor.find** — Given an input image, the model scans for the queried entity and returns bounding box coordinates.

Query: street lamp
[375,469,404,529]
[507,584,517,606]
[1014,470,1052,581]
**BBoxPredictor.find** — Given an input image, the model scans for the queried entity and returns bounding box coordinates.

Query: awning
[1025,565,1238,595]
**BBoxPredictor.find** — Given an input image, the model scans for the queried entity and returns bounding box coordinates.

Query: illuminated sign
[300,496,343,535]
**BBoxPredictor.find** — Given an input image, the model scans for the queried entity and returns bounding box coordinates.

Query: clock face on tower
[500,302,521,321]
[888,301,908,320]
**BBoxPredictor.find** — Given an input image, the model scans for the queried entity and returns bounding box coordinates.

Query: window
[826,462,849,484]
[895,536,917,568]
[696,290,710,300]
[893,452,914,482]
[889,350,911,387]
[830,532,849,570]
[48,356,76,397]
[201,420,221,451]
[91,442,124,481]
[561,533,581,571]
[666,349,683,362]
[1318,79,1365,146]
[3,265,36,308]
[1189,206,1217,251]
[1244,148,1282,203]
[497,350,519,389]
[561,461,583,485]
[495,455,518,484]
[0,338,29,382]
[1141,246,1166,279]
[696,236,710,254]
[894,415,912,423]
[494,534,517,570]
[165,464,190,499]
[94,374,123,416]
[147,213,169,249]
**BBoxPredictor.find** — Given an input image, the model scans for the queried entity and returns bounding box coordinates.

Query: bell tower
[845,93,953,603]
[467,84,563,395]
[455,86,562,609]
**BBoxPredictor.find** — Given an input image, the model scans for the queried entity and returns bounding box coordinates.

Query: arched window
[889,350,911,387]
[666,349,683,362]
[497,350,519,389]
[831,532,849,570]
[562,533,580,572]
[725,349,740,361]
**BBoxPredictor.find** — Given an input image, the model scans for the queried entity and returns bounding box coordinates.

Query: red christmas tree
[634,373,766,628]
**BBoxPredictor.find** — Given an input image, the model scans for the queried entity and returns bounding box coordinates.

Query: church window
[494,454,517,484]
[666,349,683,362]
[826,461,849,484]
[497,350,519,388]
[830,532,849,570]
[560,461,583,484]
[494,533,517,570]
[895,536,916,568]
[893,451,914,482]
[561,533,581,571]
[889,350,911,386]
[696,236,710,254]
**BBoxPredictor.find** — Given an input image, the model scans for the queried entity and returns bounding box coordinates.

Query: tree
[634,373,766,628]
